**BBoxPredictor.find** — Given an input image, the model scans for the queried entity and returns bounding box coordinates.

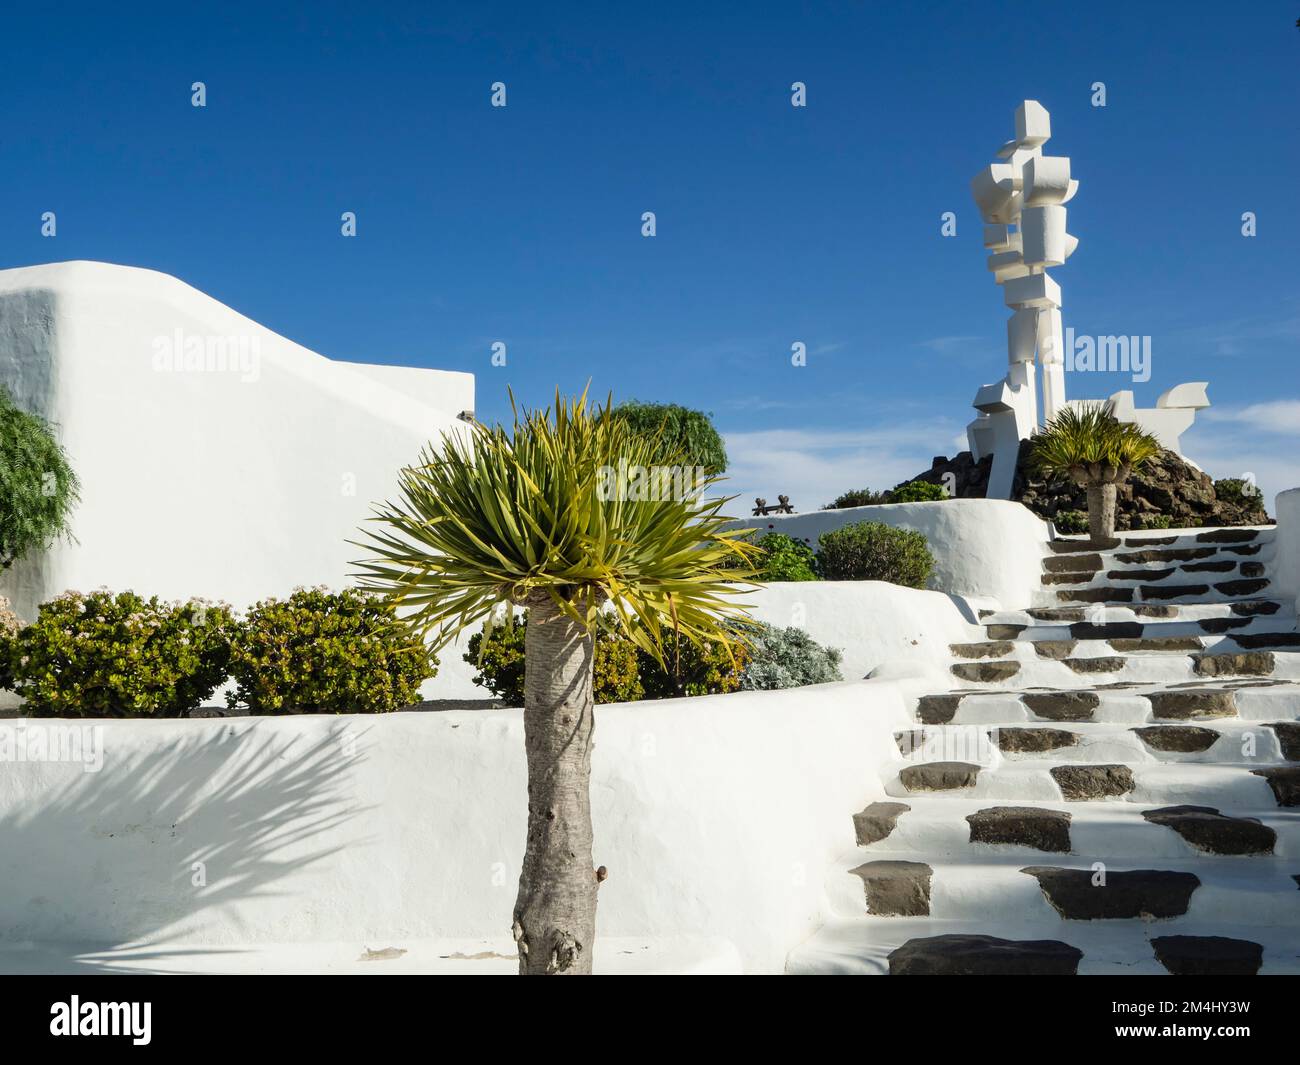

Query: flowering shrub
[3,589,235,716]
[0,595,20,690]
[227,587,436,714]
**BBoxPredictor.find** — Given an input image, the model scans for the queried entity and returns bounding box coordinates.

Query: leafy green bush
[0,386,80,571]
[824,488,890,509]
[1139,513,1173,530]
[816,521,934,587]
[1214,478,1263,505]
[227,587,436,714]
[637,632,747,699]
[749,532,818,581]
[1053,510,1088,534]
[889,479,948,503]
[466,616,643,706]
[740,623,843,690]
[611,401,728,475]
[4,590,235,716]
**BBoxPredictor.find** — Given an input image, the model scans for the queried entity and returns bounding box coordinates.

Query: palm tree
[1031,404,1163,544]
[355,389,757,975]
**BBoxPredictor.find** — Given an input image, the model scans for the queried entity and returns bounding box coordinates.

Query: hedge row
[746,521,935,588]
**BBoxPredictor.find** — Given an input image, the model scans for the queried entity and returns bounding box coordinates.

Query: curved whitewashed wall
[0,261,479,696]
[736,499,1050,608]
[0,681,906,974]
[740,581,985,683]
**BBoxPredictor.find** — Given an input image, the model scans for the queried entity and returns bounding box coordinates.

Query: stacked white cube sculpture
[967,100,1079,500]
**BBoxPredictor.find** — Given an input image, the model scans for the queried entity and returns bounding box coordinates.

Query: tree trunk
[512,595,599,975]
[1086,481,1118,544]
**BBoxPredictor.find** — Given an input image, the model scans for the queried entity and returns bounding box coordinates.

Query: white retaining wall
[737,498,1050,608]
[0,681,907,974]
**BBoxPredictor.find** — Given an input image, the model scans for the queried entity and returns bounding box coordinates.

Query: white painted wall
[735,498,1050,608]
[1274,488,1300,612]
[0,261,479,697]
[0,681,907,973]
[739,581,986,684]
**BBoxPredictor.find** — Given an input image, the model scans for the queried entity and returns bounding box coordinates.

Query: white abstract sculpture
[966,100,1079,500]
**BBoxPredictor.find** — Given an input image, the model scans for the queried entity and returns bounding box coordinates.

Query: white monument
[965,101,1211,498]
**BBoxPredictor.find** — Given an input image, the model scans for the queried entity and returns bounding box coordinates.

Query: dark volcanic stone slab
[1051,764,1135,800]
[951,661,1021,683]
[1030,607,1087,622]
[1032,640,1078,660]
[1240,562,1266,578]
[1115,547,1214,564]
[1232,632,1300,649]
[1141,583,1210,600]
[950,640,1014,659]
[1109,636,1202,652]
[1123,535,1178,546]
[1106,568,1176,582]
[1147,689,1237,719]
[1044,553,1103,573]
[1231,600,1280,616]
[1197,529,1259,543]
[1253,767,1300,807]
[1225,544,1263,556]
[1199,617,1253,633]
[1058,587,1134,603]
[986,624,1026,640]
[887,934,1082,975]
[1023,691,1099,722]
[1193,652,1275,678]
[1069,621,1143,639]
[1132,725,1220,753]
[1020,866,1200,919]
[848,860,932,916]
[852,801,911,846]
[1048,540,1105,554]
[1133,605,1179,619]
[994,727,1079,754]
[1216,578,1270,596]
[1269,722,1300,761]
[1181,560,1236,573]
[916,693,963,725]
[899,761,981,792]
[1141,805,1276,855]
[1064,656,1126,674]
[967,806,1071,852]
[1151,935,1262,976]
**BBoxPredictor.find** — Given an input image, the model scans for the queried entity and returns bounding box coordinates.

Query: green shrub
[637,632,747,699]
[1139,513,1173,530]
[611,401,728,475]
[740,623,843,690]
[1214,478,1263,505]
[5,589,235,716]
[824,488,890,509]
[466,616,643,706]
[227,587,436,714]
[1053,510,1088,534]
[889,479,948,503]
[816,521,934,587]
[0,387,80,571]
[750,532,818,581]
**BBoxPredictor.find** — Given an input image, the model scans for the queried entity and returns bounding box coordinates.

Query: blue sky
[2,1,1297,508]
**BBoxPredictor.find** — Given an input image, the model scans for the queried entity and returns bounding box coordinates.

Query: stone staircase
[789,525,1300,975]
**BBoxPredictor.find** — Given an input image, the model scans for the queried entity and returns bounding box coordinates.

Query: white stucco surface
[0,681,906,974]
[0,260,483,698]
[735,498,1050,608]
[1274,488,1300,612]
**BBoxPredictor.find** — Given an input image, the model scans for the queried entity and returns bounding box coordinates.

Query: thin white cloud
[1202,400,1300,436]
